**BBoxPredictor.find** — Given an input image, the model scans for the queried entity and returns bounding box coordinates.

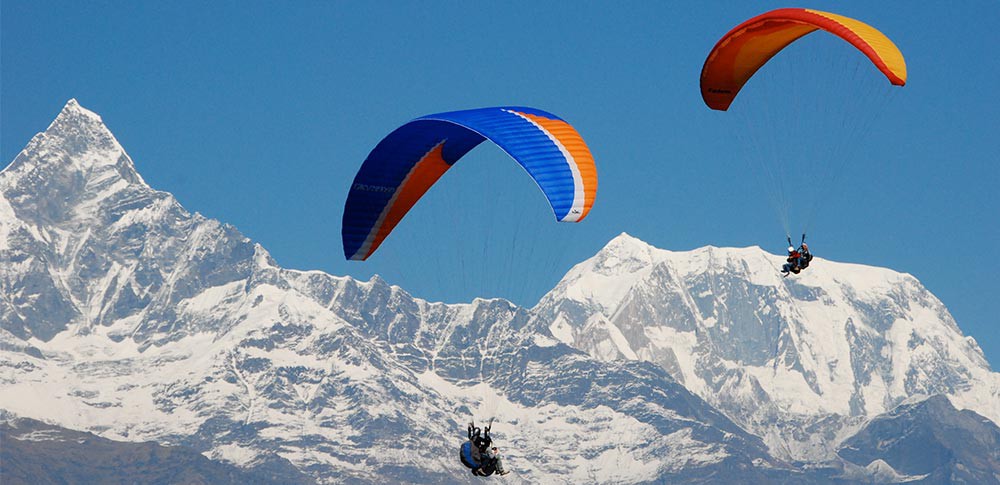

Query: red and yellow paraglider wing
[701,8,907,111]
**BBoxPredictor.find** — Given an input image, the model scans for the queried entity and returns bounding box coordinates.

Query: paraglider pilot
[798,243,812,270]
[781,241,813,277]
[461,421,509,476]
[782,245,801,276]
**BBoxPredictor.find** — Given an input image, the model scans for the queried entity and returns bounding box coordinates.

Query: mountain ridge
[0,100,793,483]
[2,100,998,483]
[533,228,998,462]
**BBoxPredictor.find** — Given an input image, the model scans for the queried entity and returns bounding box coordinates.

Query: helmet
[788,246,795,253]
[801,243,808,250]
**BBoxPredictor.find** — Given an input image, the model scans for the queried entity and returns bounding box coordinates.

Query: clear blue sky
[3,1,997,367]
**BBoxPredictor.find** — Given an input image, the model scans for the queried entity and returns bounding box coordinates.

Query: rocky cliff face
[837,395,1000,484]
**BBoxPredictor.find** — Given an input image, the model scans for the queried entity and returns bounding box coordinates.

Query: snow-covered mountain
[1,100,810,484]
[533,232,1000,462]
[2,100,998,484]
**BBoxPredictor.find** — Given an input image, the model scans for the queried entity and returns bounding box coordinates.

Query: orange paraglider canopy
[701,8,907,111]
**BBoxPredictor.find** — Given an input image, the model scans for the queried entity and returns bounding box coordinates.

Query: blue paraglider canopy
[342,106,598,261]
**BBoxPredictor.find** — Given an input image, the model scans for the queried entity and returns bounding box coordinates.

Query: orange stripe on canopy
[513,112,598,221]
[700,8,907,111]
[362,142,451,260]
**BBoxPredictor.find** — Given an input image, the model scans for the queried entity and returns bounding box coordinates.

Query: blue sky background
[3,1,998,367]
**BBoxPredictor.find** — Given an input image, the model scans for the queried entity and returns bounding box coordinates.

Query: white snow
[0,193,15,249]
[207,443,261,467]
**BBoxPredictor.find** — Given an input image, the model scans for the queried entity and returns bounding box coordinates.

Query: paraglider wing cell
[342,107,597,261]
[700,8,907,111]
